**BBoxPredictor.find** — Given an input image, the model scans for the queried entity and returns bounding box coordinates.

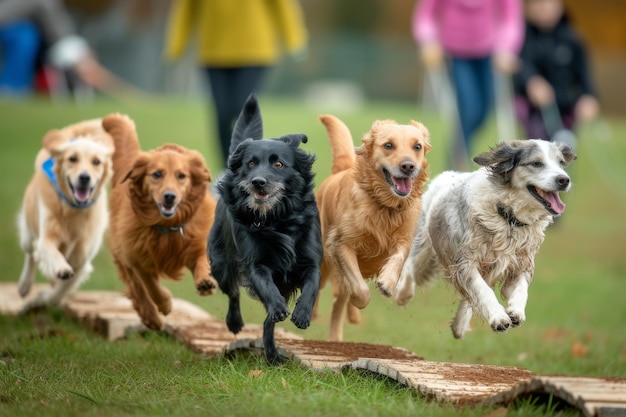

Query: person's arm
[272,0,309,58]
[163,0,198,61]
[412,0,443,69]
[493,0,524,74]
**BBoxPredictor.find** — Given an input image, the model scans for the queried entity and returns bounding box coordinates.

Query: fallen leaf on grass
[248,370,264,379]
[571,340,589,358]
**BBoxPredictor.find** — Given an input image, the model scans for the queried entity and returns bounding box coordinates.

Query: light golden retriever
[17,119,114,311]
[103,114,217,331]
[315,115,431,341]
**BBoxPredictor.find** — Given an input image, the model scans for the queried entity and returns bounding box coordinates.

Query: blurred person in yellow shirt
[165,0,309,165]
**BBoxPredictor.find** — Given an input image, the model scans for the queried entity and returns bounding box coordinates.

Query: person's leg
[0,21,41,96]
[205,66,268,165]
[205,67,237,164]
[451,57,485,169]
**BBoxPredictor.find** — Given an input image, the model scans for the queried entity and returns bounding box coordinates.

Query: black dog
[208,94,322,364]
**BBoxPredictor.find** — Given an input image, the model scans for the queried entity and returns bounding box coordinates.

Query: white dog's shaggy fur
[395,139,576,338]
[17,119,114,311]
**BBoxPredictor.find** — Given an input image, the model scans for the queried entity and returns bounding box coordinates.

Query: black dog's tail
[230,93,263,156]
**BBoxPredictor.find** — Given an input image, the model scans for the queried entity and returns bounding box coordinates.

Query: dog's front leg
[453,266,511,336]
[250,266,290,323]
[376,245,411,298]
[35,223,73,281]
[263,316,286,365]
[332,243,370,308]
[190,253,217,296]
[501,271,532,327]
[291,266,320,329]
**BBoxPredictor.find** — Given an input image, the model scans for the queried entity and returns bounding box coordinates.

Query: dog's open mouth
[68,182,94,205]
[253,190,270,202]
[158,203,178,218]
[383,169,412,197]
[528,185,565,215]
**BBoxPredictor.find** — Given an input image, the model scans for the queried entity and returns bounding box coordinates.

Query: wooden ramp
[1,283,625,416]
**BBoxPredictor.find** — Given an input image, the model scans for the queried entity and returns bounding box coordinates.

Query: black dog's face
[229,139,297,217]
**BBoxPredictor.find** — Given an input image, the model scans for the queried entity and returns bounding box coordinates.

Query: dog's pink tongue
[74,187,91,203]
[545,191,565,214]
[393,177,412,195]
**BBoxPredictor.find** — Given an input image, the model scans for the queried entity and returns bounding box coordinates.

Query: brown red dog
[315,115,431,341]
[103,114,217,330]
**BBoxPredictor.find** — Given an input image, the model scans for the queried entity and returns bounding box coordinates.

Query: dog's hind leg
[329,287,349,341]
[450,299,473,339]
[17,253,36,298]
[263,316,286,365]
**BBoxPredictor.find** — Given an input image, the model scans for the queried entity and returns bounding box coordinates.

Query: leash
[42,157,97,209]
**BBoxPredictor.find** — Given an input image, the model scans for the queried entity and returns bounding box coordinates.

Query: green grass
[0,95,624,416]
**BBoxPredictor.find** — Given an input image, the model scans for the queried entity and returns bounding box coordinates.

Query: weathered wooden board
[1,283,625,417]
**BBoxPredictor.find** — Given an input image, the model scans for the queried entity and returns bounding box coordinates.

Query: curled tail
[102,113,141,187]
[318,114,355,174]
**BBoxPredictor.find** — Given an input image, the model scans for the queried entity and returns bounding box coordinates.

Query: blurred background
[0,0,624,112]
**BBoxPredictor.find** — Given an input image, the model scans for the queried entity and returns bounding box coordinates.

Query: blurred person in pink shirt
[413,0,524,169]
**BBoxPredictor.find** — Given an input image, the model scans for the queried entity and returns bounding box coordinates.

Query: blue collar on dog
[42,157,97,209]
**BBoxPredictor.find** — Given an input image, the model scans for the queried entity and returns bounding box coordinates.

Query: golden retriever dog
[103,114,217,331]
[17,119,114,311]
[315,114,431,341]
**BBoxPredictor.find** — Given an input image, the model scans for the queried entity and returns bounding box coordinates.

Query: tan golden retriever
[103,114,217,330]
[17,119,114,311]
[315,115,431,341]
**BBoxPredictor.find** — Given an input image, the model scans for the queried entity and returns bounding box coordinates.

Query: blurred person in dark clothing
[514,0,599,140]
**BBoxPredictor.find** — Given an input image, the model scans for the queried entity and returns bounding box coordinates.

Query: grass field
[0,95,625,416]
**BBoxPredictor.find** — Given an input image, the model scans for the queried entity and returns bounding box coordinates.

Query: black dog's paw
[266,351,288,366]
[268,303,290,323]
[226,310,244,334]
[290,305,312,330]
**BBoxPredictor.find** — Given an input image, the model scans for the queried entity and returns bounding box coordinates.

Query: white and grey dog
[395,139,577,339]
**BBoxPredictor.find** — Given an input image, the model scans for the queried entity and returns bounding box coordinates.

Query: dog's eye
[152,171,162,179]
[273,161,284,169]
[177,173,186,180]
[68,155,78,163]
[383,143,393,150]
[531,161,544,168]
[92,158,100,166]
[248,161,255,168]
[414,143,422,151]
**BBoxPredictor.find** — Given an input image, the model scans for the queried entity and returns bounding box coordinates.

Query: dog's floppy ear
[122,153,149,185]
[279,134,308,148]
[187,150,212,185]
[557,142,578,166]
[229,93,263,157]
[42,130,67,154]
[410,120,432,153]
[473,141,527,184]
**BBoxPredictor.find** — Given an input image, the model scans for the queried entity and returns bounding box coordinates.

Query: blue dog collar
[42,156,97,209]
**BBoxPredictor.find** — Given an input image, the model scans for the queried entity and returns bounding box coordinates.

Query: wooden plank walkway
[1,283,625,416]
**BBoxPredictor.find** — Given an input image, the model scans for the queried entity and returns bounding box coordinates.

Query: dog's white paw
[39,258,74,281]
[506,308,526,327]
[489,313,513,334]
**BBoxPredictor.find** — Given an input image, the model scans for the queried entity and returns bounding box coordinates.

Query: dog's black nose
[400,159,416,174]
[163,192,176,205]
[556,175,570,189]
[252,177,266,187]
[78,173,90,186]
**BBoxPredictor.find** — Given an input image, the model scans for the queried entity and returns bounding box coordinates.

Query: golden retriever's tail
[102,113,140,187]
[318,114,355,174]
